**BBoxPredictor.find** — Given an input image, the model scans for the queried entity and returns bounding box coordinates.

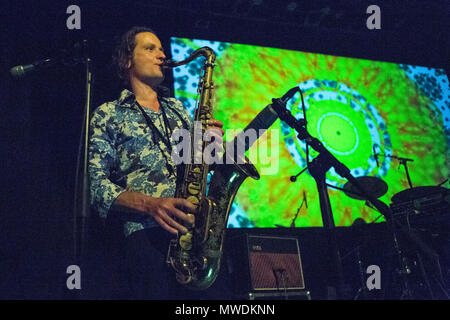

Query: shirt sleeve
[88,104,126,219]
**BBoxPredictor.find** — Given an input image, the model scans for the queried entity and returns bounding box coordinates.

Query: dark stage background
[1,0,449,299]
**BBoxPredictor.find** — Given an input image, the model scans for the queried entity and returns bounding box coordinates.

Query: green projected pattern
[170,38,450,228]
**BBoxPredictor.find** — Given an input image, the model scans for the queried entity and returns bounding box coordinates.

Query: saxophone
[165,47,259,290]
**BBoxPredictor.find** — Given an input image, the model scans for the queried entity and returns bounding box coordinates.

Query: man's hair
[113,26,157,86]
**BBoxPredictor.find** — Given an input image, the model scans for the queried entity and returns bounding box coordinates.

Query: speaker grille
[250,252,304,290]
[247,236,305,291]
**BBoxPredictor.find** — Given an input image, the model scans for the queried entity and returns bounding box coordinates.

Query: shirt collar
[117,88,169,109]
[117,89,136,108]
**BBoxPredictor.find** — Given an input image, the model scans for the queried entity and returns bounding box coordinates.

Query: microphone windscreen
[10,66,25,78]
[10,65,34,78]
[232,104,278,151]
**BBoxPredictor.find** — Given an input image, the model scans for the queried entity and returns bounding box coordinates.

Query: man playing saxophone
[88,26,224,299]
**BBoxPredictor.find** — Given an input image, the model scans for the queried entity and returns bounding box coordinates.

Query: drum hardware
[341,150,449,298]
[327,168,448,297]
[340,218,373,300]
[321,176,388,202]
[391,186,447,203]
[389,184,450,299]
[390,186,450,231]
[280,91,448,298]
[342,176,388,200]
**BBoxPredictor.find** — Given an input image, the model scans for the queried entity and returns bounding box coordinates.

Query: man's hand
[114,192,197,235]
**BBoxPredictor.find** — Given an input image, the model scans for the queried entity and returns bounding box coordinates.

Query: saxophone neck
[163,47,216,68]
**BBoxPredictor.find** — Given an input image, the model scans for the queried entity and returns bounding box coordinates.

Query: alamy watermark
[366,5,381,30]
[66,264,81,290]
[66,5,81,30]
[170,122,280,176]
[366,264,381,290]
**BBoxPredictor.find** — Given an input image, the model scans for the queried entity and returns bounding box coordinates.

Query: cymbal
[343,176,388,200]
[391,186,448,203]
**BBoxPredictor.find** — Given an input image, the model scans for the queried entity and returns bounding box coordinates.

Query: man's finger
[207,119,223,128]
[205,129,224,142]
[159,209,189,234]
[154,216,179,235]
[206,126,225,136]
[170,207,194,226]
[175,199,198,213]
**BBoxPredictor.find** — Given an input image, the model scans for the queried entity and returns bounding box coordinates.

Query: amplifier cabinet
[228,234,306,294]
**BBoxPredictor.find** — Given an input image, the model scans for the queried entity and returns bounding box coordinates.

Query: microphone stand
[379,153,414,189]
[271,90,400,300]
[397,157,414,189]
[12,41,94,298]
[73,40,92,273]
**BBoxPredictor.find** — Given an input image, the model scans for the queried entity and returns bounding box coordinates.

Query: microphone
[373,145,379,167]
[237,104,279,149]
[228,104,278,159]
[233,86,299,151]
[226,87,298,162]
[270,87,305,131]
[280,86,300,103]
[10,58,54,78]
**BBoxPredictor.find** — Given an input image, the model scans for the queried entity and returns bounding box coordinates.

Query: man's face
[128,32,167,86]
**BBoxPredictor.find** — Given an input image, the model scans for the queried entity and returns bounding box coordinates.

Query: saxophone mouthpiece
[162,59,176,68]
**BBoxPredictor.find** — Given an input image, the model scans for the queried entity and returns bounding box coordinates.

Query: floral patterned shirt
[88,89,192,236]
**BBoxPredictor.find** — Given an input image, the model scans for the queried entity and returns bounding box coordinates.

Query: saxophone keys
[187,195,199,206]
[179,232,193,250]
[193,256,208,270]
[201,256,208,269]
[187,214,195,227]
[188,182,201,195]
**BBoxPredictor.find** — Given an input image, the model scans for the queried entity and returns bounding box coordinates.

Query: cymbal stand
[289,191,306,228]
